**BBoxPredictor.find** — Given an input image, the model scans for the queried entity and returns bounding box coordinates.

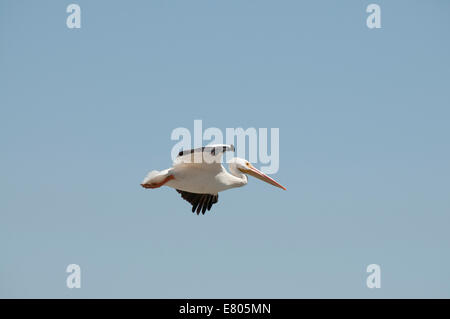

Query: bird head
[229,158,286,190]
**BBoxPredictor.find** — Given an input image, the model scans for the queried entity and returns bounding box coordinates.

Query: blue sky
[1,0,450,298]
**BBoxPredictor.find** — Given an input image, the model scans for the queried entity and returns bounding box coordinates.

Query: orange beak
[240,164,286,190]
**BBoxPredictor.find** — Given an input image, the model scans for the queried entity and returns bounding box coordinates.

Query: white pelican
[140,144,286,214]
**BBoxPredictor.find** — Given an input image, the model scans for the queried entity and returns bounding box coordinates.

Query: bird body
[148,161,246,194]
[141,144,285,214]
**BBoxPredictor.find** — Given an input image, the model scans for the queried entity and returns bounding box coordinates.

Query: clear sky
[1,0,449,298]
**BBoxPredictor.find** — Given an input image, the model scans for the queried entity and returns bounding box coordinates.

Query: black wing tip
[177,144,235,157]
[176,189,218,215]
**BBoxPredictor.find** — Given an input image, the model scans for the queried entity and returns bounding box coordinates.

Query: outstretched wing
[173,144,235,168]
[176,189,219,215]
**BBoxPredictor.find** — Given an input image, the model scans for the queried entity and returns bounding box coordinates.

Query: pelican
[140,144,286,214]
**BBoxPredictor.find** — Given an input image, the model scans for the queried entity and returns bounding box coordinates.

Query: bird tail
[141,169,170,186]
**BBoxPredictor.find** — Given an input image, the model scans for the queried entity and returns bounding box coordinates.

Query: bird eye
[246,162,250,166]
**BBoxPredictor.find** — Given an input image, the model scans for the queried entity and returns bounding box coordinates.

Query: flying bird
[140,144,286,215]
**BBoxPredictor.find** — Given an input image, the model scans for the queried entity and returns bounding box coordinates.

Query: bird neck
[227,164,248,186]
